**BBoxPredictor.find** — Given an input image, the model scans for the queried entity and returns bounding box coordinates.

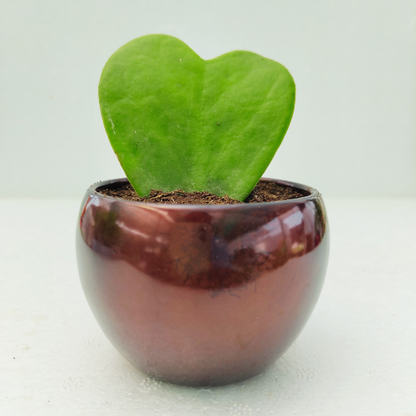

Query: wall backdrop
[1,0,415,198]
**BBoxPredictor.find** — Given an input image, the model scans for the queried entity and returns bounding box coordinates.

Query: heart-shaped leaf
[99,34,295,201]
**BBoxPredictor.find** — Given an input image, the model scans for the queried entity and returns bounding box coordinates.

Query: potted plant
[76,34,329,387]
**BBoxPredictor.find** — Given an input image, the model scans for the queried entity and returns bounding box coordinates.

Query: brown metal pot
[76,178,329,386]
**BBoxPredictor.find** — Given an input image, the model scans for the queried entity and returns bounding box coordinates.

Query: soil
[97,180,307,205]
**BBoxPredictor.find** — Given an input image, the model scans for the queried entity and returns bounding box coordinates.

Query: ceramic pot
[76,178,329,386]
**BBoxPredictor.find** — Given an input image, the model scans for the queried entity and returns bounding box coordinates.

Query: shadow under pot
[76,177,329,386]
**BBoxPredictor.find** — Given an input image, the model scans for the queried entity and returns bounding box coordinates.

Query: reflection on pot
[76,178,329,386]
[80,188,326,292]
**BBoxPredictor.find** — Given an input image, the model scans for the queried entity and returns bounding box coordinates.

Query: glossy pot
[76,178,329,386]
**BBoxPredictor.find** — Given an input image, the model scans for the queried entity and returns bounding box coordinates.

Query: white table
[1,197,415,415]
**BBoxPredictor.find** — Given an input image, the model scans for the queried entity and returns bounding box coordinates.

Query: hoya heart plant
[99,34,295,201]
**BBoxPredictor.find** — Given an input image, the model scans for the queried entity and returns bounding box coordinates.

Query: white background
[1,2,416,414]
[1,0,415,198]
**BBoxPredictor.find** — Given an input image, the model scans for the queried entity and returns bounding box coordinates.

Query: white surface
[1,197,415,415]
[1,0,416,198]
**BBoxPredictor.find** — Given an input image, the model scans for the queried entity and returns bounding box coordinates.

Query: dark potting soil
[97,180,306,204]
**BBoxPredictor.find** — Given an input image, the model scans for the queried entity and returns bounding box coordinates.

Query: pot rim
[88,177,321,210]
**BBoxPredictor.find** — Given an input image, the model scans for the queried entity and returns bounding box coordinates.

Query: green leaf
[99,34,295,201]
